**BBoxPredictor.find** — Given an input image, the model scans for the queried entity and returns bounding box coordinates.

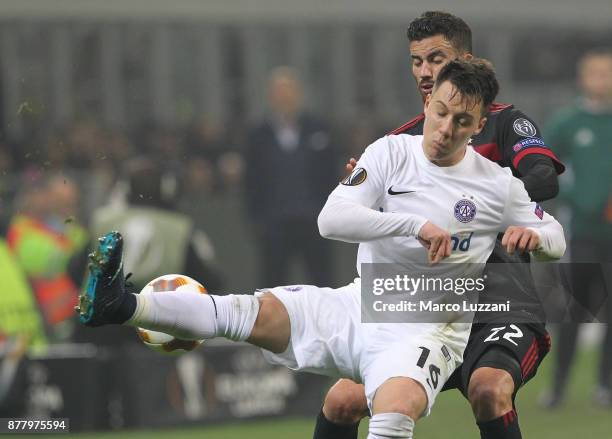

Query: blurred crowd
[0,116,243,205]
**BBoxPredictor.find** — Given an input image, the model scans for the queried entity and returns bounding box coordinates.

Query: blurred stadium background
[0,0,611,437]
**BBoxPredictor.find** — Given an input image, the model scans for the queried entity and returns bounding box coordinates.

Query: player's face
[422,80,487,166]
[409,35,470,101]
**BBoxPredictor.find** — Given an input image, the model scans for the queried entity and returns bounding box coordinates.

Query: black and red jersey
[389,103,565,177]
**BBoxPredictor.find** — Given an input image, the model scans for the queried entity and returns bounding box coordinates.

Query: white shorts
[257,281,466,415]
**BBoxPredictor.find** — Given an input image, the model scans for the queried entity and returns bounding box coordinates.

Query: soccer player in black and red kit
[313,12,565,439]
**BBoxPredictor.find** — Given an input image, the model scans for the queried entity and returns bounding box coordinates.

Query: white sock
[126,292,260,342]
[368,413,414,438]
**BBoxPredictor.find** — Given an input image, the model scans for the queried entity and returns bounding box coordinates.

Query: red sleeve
[513,147,565,174]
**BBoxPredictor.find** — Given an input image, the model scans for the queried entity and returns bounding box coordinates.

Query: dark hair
[434,58,499,115]
[580,47,612,66]
[583,47,612,58]
[407,11,472,54]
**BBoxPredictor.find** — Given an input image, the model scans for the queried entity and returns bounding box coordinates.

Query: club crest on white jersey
[454,199,477,223]
[342,167,367,186]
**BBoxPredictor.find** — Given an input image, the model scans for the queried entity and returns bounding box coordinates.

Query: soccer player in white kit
[78,59,566,439]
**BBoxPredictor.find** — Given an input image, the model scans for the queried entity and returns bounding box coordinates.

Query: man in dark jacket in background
[245,67,339,287]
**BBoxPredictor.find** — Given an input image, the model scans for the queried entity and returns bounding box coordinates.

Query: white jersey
[318,133,565,350]
[326,134,563,273]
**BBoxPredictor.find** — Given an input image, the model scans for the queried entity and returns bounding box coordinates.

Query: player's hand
[417,221,452,264]
[345,157,358,173]
[501,226,540,254]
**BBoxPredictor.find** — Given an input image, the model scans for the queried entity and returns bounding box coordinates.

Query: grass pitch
[59,347,612,438]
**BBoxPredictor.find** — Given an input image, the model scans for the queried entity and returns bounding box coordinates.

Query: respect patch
[512,137,547,153]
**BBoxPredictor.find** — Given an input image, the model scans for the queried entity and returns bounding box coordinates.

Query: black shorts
[442,323,551,398]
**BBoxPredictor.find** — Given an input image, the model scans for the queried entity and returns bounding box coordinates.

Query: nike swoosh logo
[388,187,416,195]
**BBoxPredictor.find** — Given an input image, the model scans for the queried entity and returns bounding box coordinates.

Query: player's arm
[499,109,565,202]
[318,137,450,262]
[318,196,428,243]
[500,177,566,261]
[318,138,424,241]
[516,154,559,202]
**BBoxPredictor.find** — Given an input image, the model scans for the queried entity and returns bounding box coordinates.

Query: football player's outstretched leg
[78,230,431,439]
[77,230,291,353]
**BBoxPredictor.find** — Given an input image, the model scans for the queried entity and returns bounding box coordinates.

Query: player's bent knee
[469,381,507,407]
[468,367,515,420]
[246,293,290,353]
[372,377,428,421]
[369,413,414,439]
[323,380,368,425]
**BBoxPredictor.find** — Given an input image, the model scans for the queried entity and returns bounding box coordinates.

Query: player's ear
[462,52,473,61]
[474,116,487,135]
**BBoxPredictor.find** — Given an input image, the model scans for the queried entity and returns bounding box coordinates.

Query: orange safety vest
[7,215,83,326]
